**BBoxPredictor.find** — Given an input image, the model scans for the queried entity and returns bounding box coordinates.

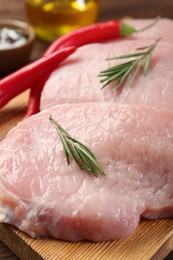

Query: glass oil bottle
[25,0,99,42]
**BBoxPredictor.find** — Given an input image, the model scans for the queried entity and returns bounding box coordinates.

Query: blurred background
[1,0,173,21]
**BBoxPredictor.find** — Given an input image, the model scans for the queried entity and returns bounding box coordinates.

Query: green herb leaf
[98,38,160,90]
[49,115,105,177]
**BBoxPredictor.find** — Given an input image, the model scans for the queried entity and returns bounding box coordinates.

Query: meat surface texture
[40,38,173,111]
[0,103,173,242]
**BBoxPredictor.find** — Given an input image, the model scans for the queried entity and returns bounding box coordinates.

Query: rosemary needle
[98,38,160,90]
[49,115,105,177]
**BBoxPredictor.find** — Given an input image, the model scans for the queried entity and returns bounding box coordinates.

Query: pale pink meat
[0,103,173,241]
[40,39,173,111]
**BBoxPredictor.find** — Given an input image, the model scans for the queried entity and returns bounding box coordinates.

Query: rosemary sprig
[98,38,160,90]
[49,115,105,177]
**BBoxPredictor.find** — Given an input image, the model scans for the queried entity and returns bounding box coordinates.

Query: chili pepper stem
[120,23,136,37]
[120,16,160,37]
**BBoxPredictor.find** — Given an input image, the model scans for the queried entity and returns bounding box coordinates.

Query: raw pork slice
[0,102,173,241]
[40,39,173,111]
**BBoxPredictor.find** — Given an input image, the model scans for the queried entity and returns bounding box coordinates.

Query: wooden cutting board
[0,91,173,260]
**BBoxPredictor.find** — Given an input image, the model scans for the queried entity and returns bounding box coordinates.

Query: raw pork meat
[0,103,173,241]
[40,39,173,111]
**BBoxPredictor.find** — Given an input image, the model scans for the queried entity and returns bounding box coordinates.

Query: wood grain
[0,217,173,260]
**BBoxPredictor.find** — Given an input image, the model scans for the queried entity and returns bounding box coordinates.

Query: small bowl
[0,19,35,74]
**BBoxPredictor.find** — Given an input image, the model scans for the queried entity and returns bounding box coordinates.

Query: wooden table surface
[0,0,173,259]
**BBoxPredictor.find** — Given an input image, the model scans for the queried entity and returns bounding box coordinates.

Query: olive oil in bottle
[24,0,99,42]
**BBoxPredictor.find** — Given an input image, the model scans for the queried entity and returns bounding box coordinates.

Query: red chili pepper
[44,18,159,55]
[0,47,76,109]
[44,20,135,56]
[23,75,48,120]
